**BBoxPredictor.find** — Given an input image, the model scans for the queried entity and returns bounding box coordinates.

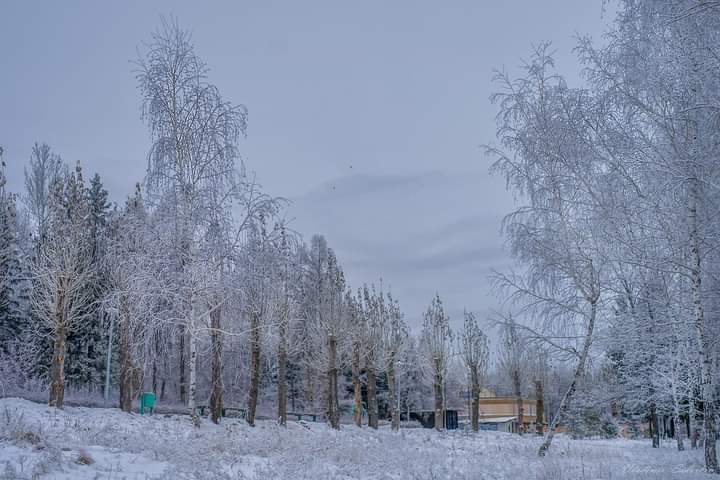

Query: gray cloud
[288,170,513,329]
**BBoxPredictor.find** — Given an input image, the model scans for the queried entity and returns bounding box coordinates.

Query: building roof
[479,416,517,424]
[479,397,537,404]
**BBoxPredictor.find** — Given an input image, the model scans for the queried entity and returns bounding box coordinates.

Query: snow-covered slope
[0,398,712,479]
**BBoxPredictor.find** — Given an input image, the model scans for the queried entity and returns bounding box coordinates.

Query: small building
[479,416,516,433]
[478,390,537,434]
[408,410,459,430]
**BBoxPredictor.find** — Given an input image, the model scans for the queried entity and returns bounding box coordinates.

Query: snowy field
[0,397,714,480]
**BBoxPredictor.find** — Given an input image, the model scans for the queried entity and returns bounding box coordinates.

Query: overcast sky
[1,1,614,331]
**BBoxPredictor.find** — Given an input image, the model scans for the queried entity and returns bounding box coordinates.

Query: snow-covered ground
[0,397,714,479]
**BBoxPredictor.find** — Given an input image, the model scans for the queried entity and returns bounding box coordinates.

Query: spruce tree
[61,163,103,388]
[0,154,30,351]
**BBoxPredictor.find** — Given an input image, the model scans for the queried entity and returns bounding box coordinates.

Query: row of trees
[0,144,504,429]
[488,0,720,472]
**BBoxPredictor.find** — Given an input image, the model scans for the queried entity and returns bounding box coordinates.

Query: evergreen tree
[60,163,104,388]
[0,153,31,351]
[82,173,111,388]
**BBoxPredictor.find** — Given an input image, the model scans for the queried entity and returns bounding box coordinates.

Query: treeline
[0,144,495,432]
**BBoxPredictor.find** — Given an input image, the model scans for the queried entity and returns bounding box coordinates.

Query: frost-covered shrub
[0,340,45,399]
[0,407,43,446]
[568,406,619,439]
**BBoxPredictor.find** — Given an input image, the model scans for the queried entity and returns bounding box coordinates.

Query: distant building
[478,390,537,433]
[479,415,516,432]
[407,410,459,430]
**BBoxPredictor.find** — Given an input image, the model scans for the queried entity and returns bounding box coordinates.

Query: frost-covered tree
[33,165,94,408]
[0,155,30,352]
[420,294,452,431]
[104,185,155,412]
[574,2,720,469]
[382,291,407,431]
[322,248,345,430]
[488,45,612,454]
[24,143,65,251]
[137,18,248,424]
[360,284,385,429]
[498,317,529,434]
[397,335,429,418]
[63,171,110,388]
[298,235,347,429]
[345,291,364,427]
[242,217,275,426]
[461,310,489,432]
[272,223,296,426]
[489,3,720,468]
[528,346,550,437]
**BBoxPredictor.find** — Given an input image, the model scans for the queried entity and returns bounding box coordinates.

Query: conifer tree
[0,152,30,351]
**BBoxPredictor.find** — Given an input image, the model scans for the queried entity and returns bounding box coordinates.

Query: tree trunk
[367,365,379,429]
[179,324,186,404]
[688,180,719,473]
[247,312,261,426]
[151,358,157,396]
[671,387,685,451]
[387,355,399,431]
[470,370,480,433]
[326,334,339,429]
[304,364,315,412]
[650,403,660,448]
[434,356,444,431]
[513,368,524,434]
[535,379,544,436]
[539,299,596,456]
[352,344,362,427]
[689,398,698,449]
[160,343,168,401]
[118,304,134,413]
[187,316,199,426]
[209,302,223,424]
[104,315,114,403]
[277,310,288,426]
[674,414,685,452]
[48,324,67,408]
[151,330,161,396]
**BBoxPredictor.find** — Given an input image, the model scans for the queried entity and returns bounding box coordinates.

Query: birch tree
[23,142,65,250]
[137,18,248,424]
[488,45,610,454]
[577,2,720,470]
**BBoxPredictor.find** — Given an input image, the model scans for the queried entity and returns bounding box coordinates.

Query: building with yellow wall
[478,389,537,433]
